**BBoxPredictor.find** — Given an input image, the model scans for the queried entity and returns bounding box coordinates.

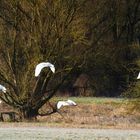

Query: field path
[0,127,139,140]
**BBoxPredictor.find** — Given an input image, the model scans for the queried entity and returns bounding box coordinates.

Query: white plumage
[0,84,6,93]
[57,99,77,109]
[35,62,55,77]
[137,72,140,79]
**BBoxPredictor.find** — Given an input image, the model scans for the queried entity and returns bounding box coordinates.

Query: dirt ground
[0,127,139,140]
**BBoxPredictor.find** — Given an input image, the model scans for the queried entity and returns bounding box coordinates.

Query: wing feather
[35,62,55,77]
[0,84,6,93]
[137,72,140,79]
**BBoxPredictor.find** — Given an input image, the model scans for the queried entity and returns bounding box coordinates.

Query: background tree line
[0,0,140,120]
[59,0,140,97]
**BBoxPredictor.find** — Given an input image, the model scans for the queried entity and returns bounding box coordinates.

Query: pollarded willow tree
[0,0,87,120]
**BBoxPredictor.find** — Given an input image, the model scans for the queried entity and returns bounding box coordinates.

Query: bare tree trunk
[20,107,38,121]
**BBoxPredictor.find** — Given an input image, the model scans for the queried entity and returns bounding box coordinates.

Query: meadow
[0,97,140,140]
[38,97,140,129]
[0,97,139,129]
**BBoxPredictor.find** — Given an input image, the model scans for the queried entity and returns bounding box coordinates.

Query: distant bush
[122,82,140,98]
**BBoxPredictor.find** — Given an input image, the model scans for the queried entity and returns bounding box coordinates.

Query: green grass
[51,96,140,107]
[51,96,126,104]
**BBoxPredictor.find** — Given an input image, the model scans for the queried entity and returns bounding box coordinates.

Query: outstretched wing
[50,65,55,73]
[57,100,77,109]
[35,62,55,77]
[35,63,43,77]
[0,84,6,93]
[57,101,70,109]
[137,72,140,79]
[67,99,77,106]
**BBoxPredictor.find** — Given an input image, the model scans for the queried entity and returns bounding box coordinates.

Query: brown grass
[0,98,140,129]
[37,100,140,129]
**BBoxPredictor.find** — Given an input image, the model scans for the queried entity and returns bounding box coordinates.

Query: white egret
[39,100,77,117]
[35,62,55,77]
[57,99,77,109]
[0,84,6,93]
[137,72,140,79]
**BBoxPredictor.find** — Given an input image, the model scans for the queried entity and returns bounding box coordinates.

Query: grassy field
[0,97,140,129]
[51,96,125,103]
[0,97,139,140]
[36,97,140,129]
[51,96,139,105]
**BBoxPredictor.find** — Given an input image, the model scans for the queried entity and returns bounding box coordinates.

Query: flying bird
[35,62,55,77]
[137,72,140,79]
[41,100,77,117]
[57,99,77,110]
[0,84,6,93]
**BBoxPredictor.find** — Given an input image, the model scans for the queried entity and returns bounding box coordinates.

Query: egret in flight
[35,62,55,77]
[44,99,77,117]
[137,72,140,79]
[57,99,77,109]
[0,84,6,93]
